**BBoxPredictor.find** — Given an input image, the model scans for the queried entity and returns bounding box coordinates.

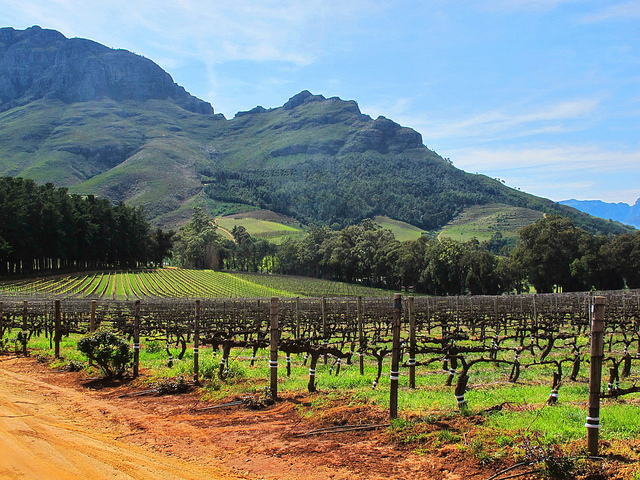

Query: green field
[438,203,544,242]
[215,216,306,244]
[373,216,426,242]
[0,268,397,299]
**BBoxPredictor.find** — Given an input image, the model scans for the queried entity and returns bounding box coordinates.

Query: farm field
[216,210,306,244]
[438,203,544,242]
[373,215,426,242]
[0,268,397,299]
[2,321,640,480]
[2,286,640,478]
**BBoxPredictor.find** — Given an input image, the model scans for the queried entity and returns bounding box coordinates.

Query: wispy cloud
[578,1,640,23]
[5,0,379,66]
[368,97,603,146]
[443,145,640,203]
[479,0,581,12]
[447,145,640,173]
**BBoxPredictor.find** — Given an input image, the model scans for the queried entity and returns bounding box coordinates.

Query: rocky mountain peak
[0,26,213,114]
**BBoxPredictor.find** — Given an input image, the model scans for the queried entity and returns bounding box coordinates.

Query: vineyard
[0,269,393,299]
[3,281,640,480]
[2,290,640,412]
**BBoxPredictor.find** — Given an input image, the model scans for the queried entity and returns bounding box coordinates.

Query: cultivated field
[0,269,394,299]
[2,279,640,478]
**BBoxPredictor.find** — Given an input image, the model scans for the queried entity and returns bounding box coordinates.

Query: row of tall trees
[0,177,173,276]
[274,220,517,295]
[273,216,640,295]
[4,177,638,295]
[172,210,640,295]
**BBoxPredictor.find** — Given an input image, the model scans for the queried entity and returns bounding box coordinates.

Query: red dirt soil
[0,355,631,480]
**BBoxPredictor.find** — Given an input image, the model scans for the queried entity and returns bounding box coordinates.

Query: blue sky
[4,0,640,204]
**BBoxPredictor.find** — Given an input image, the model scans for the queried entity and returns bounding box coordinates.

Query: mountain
[559,199,640,229]
[0,26,212,114]
[0,26,634,236]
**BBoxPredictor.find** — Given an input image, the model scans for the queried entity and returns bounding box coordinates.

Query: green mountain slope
[0,26,633,236]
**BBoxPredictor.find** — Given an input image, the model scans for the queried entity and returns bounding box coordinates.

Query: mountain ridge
[0,26,213,114]
[0,26,634,236]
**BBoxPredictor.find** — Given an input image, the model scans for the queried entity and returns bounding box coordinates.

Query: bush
[77,330,132,378]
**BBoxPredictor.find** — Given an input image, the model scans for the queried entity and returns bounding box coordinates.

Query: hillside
[0,26,633,236]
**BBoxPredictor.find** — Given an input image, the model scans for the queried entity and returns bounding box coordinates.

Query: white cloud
[371,97,603,146]
[447,145,640,173]
[442,145,640,203]
[479,0,581,12]
[578,1,640,23]
[5,0,379,65]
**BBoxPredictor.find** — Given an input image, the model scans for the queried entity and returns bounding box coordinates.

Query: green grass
[13,333,640,448]
[373,216,426,242]
[6,328,640,479]
[215,217,306,244]
[438,203,544,242]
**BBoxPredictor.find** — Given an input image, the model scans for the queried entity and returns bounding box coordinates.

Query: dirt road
[0,359,240,479]
[0,355,507,480]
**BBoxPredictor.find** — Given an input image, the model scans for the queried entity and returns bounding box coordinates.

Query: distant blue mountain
[560,198,640,229]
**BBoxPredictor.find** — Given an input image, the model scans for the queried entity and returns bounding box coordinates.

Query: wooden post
[194,300,200,385]
[390,293,402,419]
[322,297,328,364]
[408,296,416,389]
[90,300,97,332]
[54,299,61,359]
[22,300,28,356]
[358,296,364,375]
[133,300,141,378]
[269,297,279,400]
[295,297,301,340]
[587,296,606,456]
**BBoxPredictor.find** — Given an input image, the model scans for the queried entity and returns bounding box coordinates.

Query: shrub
[77,330,132,378]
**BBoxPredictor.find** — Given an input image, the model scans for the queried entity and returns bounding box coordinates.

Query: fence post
[390,293,402,419]
[54,299,61,359]
[22,300,28,356]
[90,300,97,332]
[409,296,416,389]
[269,297,279,400]
[587,296,606,456]
[295,297,301,340]
[322,297,328,364]
[194,300,200,385]
[133,300,141,378]
[358,296,364,375]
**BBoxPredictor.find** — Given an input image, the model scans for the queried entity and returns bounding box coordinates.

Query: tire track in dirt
[0,361,239,480]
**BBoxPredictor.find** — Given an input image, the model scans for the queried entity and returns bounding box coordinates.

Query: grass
[215,216,306,244]
[14,333,640,447]
[4,329,640,478]
[438,203,544,242]
[373,216,425,242]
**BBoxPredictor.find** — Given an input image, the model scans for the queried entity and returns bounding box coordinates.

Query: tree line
[3,178,639,295]
[172,211,640,295]
[0,177,172,276]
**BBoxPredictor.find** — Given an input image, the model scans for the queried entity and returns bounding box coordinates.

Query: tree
[172,207,223,269]
[602,232,640,289]
[394,236,433,291]
[511,215,585,293]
